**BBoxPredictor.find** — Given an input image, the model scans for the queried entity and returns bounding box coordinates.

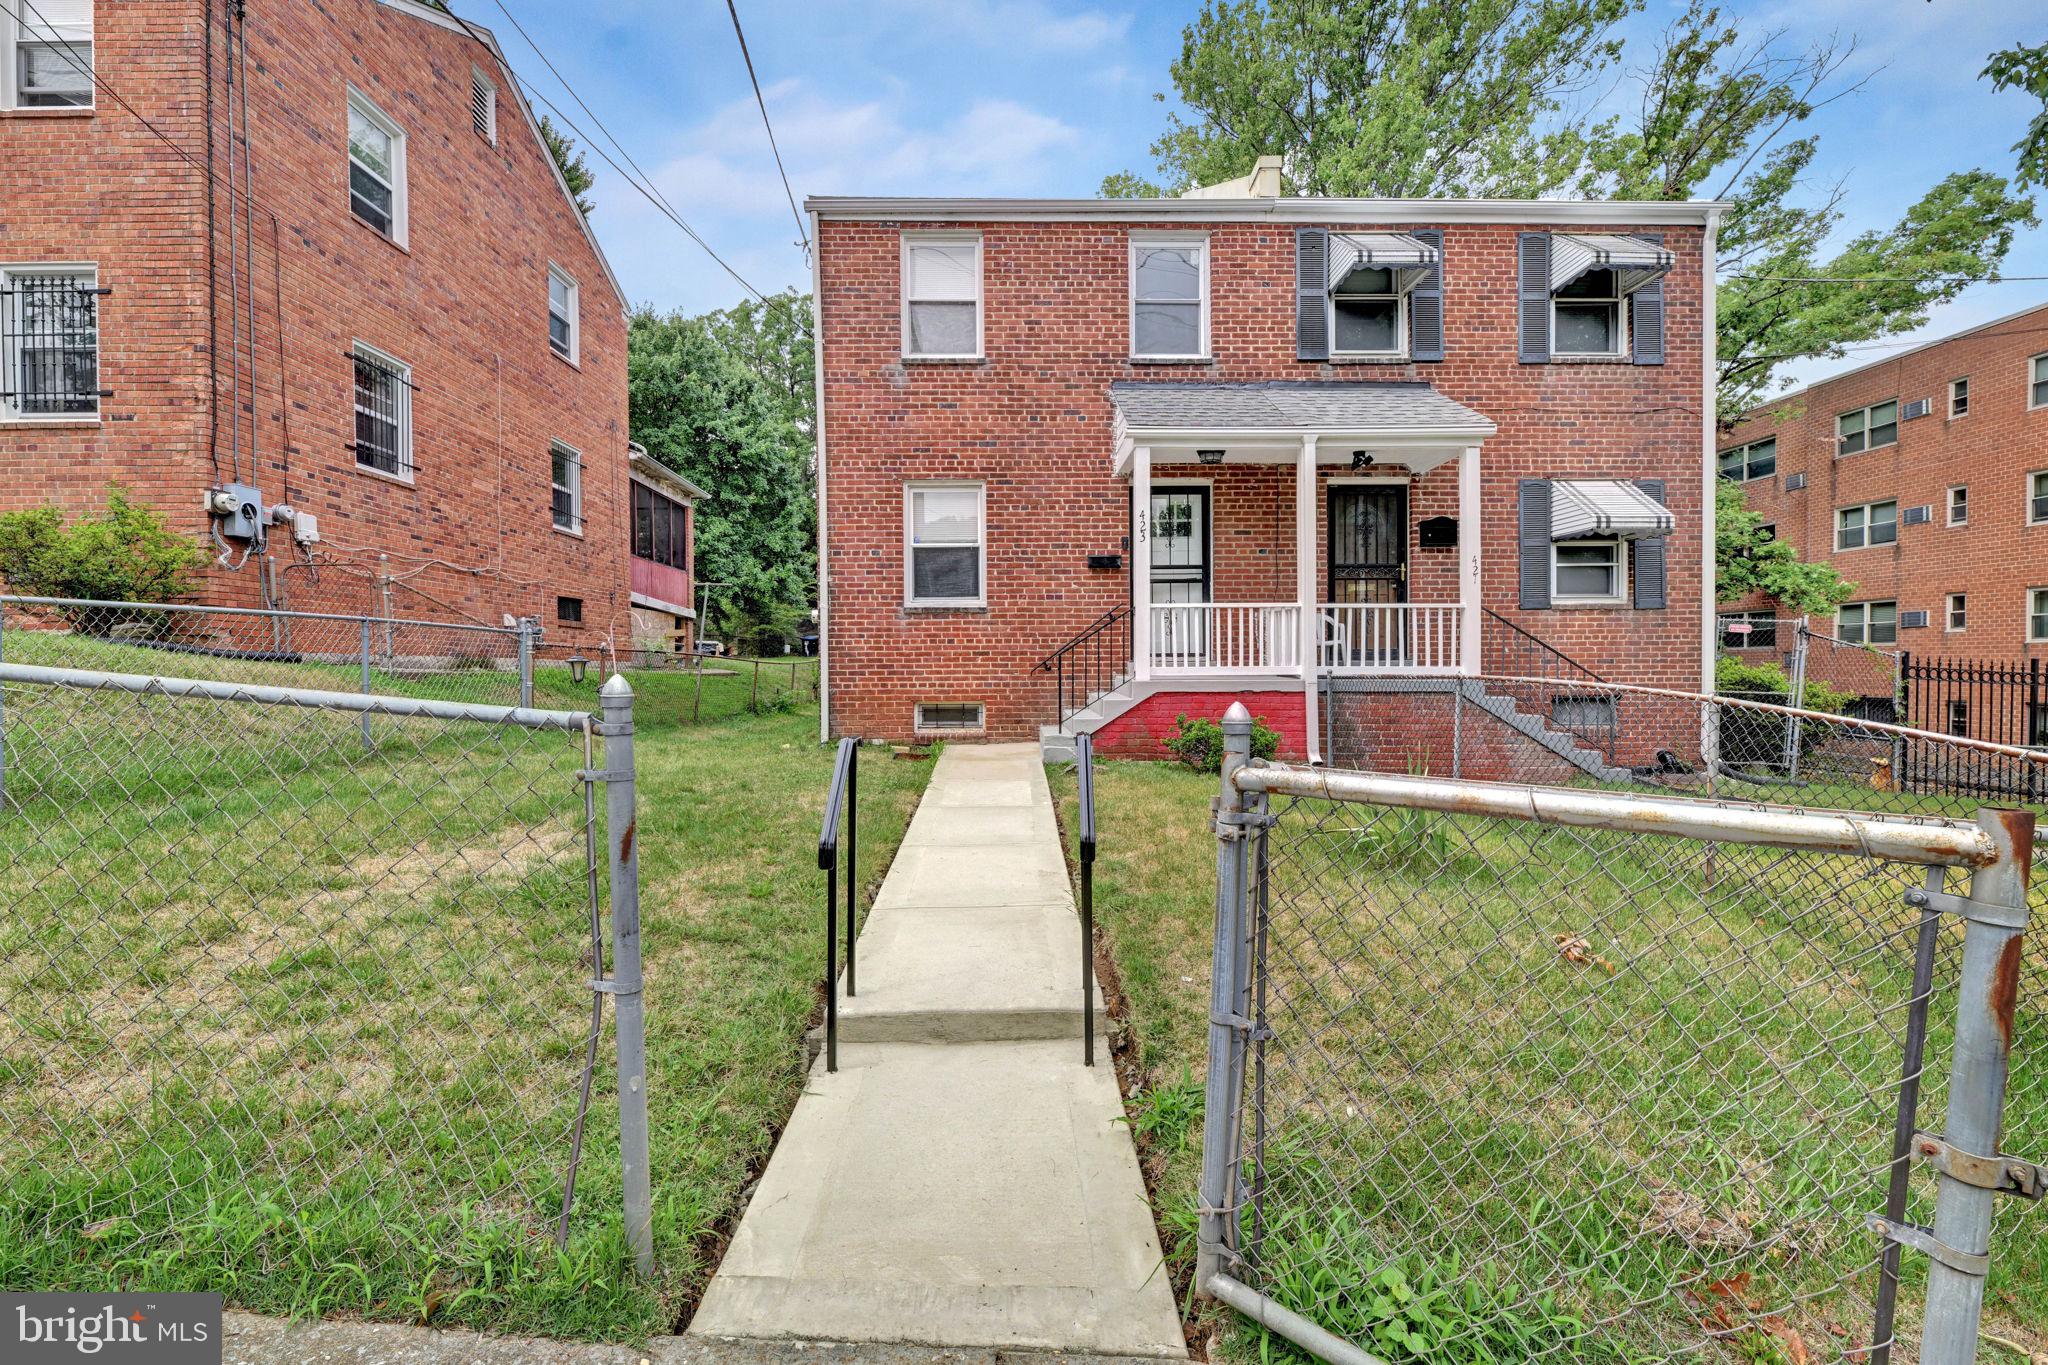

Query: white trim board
[809,196,1727,226]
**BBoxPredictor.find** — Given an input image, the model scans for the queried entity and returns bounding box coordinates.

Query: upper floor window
[1947,593,1966,632]
[1553,269,1627,356]
[1525,233,1671,362]
[1836,400,1897,455]
[2030,470,2048,526]
[4,1,92,109]
[1835,499,1897,551]
[1948,485,1968,525]
[550,441,582,533]
[902,234,981,360]
[548,266,579,363]
[1949,377,1969,417]
[1718,438,1776,482]
[1129,235,1206,360]
[351,342,413,481]
[2031,354,2048,410]
[905,481,985,607]
[1297,229,1442,362]
[347,89,407,245]
[1838,600,1897,646]
[470,68,497,144]
[0,265,101,420]
[632,482,689,570]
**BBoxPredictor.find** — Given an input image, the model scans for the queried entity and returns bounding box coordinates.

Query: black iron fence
[1900,654,2047,801]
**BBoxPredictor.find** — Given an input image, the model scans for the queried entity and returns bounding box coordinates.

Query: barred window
[631,481,689,569]
[351,344,413,480]
[1,267,101,419]
[550,440,582,533]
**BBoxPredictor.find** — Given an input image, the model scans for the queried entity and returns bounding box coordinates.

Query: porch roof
[1109,380,1495,440]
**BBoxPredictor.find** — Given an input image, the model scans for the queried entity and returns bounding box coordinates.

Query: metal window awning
[1550,479,1673,540]
[1549,233,1674,294]
[1327,232,1439,289]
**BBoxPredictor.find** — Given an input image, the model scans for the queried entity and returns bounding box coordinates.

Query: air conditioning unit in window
[1902,397,1932,420]
[1902,504,1933,526]
[1785,472,1807,491]
[1900,609,1931,630]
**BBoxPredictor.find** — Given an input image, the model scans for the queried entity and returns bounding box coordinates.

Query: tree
[1712,477,1850,616]
[538,113,595,216]
[1984,41,2048,189]
[700,293,815,441]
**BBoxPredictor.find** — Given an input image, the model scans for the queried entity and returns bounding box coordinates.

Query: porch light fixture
[1351,450,1375,469]
[1197,448,1226,466]
[567,651,589,685]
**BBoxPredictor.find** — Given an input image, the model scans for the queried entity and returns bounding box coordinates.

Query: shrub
[1164,711,1280,773]
[0,487,208,617]
[1714,654,1858,769]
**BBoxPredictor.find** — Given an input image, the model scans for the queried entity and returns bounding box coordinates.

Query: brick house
[808,164,1724,761]
[0,0,634,646]
[1718,300,2048,746]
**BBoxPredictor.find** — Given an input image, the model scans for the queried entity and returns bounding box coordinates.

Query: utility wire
[724,0,811,261]
[1727,272,2048,285]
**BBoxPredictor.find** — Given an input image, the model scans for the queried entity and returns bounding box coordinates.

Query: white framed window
[1947,593,1967,633]
[2030,354,2048,410]
[547,265,579,363]
[915,702,985,733]
[347,87,407,245]
[1331,265,1407,358]
[1949,377,1969,417]
[1717,438,1776,482]
[1,264,100,420]
[2031,588,2048,643]
[1552,269,1627,357]
[904,481,985,607]
[902,233,982,360]
[470,67,497,144]
[1836,400,1898,456]
[2030,470,2048,526]
[3,1,93,110]
[1835,499,1898,551]
[351,341,413,482]
[1717,611,1778,650]
[1837,600,1897,646]
[1129,233,1207,360]
[550,440,582,534]
[1948,485,1968,526]
[1551,539,1625,604]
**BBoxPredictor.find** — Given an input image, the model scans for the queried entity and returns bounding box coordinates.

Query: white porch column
[1132,444,1152,682]
[1458,444,1483,676]
[1297,436,1321,763]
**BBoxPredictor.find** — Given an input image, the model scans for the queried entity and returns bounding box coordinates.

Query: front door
[1149,487,1210,662]
[1327,485,1408,664]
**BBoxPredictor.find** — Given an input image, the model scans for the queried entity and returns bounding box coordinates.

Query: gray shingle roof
[1109,381,1494,434]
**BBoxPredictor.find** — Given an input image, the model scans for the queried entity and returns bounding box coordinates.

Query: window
[547,266,578,363]
[915,703,984,733]
[1129,235,1206,359]
[1718,438,1777,482]
[557,596,583,624]
[1947,593,1967,632]
[1948,485,1968,526]
[470,68,497,144]
[1332,265,1404,357]
[1947,698,1969,738]
[905,481,984,607]
[550,441,581,534]
[632,483,690,569]
[1552,268,1625,357]
[1949,378,1969,417]
[1551,540,1624,603]
[2031,588,2048,643]
[1757,522,1776,542]
[1837,400,1898,455]
[351,343,413,481]
[1837,600,1898,646]
[1835,499,1898,551]
[1,265,100,419]
[2031,354,2048,410]
[1550,695,1616,730]
[1718,611,1778,650]
[347,89,407,244]
[2030,471,2048,526]
[4,1,92,109]
[902,234,981,360]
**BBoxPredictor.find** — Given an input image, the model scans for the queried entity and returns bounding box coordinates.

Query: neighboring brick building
[0,0,633,645]
[809,164,1724,760]
[1718,302,2048,743]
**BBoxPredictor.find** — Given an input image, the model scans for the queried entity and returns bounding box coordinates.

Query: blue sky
[489,0,2045,389]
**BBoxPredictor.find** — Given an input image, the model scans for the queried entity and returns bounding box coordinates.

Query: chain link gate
[1197,704,2039,1365]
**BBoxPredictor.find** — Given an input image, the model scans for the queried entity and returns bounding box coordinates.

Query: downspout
[810,208,830,743]
[1700,210,1721,696]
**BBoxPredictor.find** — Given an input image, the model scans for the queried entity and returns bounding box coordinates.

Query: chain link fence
[1217,685,2043,1365]
[0,657,651,1303]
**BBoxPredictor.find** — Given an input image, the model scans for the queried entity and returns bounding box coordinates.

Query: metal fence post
[1196,702,1255,1293]
[359,616,374,751]
[516,617,535,710]
[599,675,654,1277]
[0,596,8,810]
[1914,807,2033,1365]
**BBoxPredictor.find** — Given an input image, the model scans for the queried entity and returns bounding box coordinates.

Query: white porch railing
[1149,603,1302,673]
[1318,602,1463,674]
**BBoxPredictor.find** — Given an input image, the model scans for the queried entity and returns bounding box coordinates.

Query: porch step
[1464,682,1634,783]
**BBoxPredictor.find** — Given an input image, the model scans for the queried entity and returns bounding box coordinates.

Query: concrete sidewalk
[687,744,1184,1357]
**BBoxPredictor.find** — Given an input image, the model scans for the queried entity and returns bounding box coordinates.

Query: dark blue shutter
[1407,228,1444,361]
[1517,233,1551,364]
[1631,232,1666,366]
[1633,478,1667,610]
[1296,228,1329,361]
[1519,479,1552,609]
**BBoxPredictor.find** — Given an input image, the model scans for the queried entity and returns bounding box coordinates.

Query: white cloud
[874,0,1134,55]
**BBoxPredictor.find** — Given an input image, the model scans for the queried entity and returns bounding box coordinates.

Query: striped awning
[1549,479,1673,541]
[1327,232,1439,288]
[1549,233,1674,294]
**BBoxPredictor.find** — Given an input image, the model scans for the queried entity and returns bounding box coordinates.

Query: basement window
[915,703,984,733]
[557,596,583,625]
[1550,694,1616,731]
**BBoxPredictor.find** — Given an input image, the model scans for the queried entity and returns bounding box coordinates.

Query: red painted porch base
[1089,690,1308,761]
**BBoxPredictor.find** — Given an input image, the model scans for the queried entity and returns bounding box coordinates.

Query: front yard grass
[0,672,921,1341]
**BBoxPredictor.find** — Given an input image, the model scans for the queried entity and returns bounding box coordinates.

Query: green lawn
[0,658,919,1341]
[1057,757,2045,1365]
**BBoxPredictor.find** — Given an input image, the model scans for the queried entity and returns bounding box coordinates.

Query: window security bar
[1,276,109,412]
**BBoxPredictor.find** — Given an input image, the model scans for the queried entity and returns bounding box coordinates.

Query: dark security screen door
[1149,487,1210,605]
[1328,486,1407,604]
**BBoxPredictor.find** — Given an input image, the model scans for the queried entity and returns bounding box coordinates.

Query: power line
[724,0,810,261]
[1726,272,2048,285]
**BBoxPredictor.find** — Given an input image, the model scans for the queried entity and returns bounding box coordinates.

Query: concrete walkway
[688,744,1184,1357]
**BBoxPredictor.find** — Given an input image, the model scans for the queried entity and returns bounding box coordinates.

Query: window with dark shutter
[1632,479,1666,609]
[1295,228,1329,361]
[1518,479,1552,608]
[1407,228,1444,361]
[1517,234,1551,363]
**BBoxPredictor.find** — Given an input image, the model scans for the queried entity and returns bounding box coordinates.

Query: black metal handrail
[1076,732,1097,1067]
[817,736,859,1073]
[1038,606,1131,729]
[1480,606,1618,759]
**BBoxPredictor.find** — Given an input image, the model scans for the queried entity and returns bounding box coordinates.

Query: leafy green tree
[538,113,595,216]
[700,292,815,442]
[0,486,209,614]
[1713,477,1850,616]
[1984,41,2048,189]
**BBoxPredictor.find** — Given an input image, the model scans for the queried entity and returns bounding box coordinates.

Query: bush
[0,487,207,617]
[1164,711,1280,773]
[1714,655,1858,769]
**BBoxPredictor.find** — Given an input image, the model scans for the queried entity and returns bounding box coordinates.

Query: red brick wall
[819,216,1710,744]
[1090,688,1307,761]
[0,0,629,643]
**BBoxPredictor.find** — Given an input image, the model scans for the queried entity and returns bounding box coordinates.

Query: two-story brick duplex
[809,169,1724,761]
[0,0,643,646]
